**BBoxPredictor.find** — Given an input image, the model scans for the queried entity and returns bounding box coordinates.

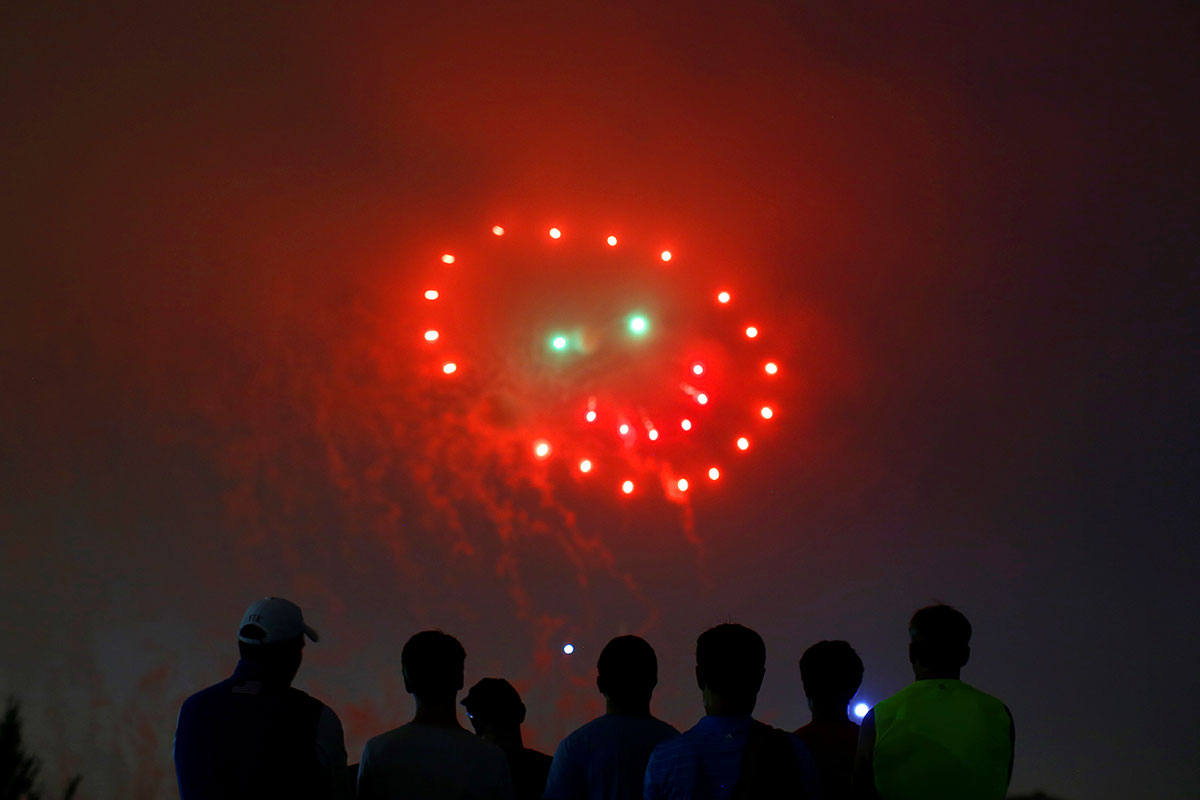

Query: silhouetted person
[853,604,1014,800]
[174,597,350,800]
[644,624,818,800]
[543,635,678,800]
[357,630,512,800]
[461,678,552,800]
[794,640,864,800]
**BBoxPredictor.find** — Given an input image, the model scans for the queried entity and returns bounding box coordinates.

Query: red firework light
[419,222,780,501]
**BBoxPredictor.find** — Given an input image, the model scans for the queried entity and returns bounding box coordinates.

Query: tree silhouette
[0,698,80,800]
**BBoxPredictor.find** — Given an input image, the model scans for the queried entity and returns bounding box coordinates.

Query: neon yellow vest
[873,679,1012,800]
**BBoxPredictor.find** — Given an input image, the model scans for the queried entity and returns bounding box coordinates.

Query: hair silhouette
[799,640,863,707]
[909,604,972,672]
[696,623,766,699]
[597,635,659,706]
[402,630,466,700]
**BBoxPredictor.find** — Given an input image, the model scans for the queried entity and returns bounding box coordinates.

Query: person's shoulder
[465,734,509,778]
[283,685,328,713]
[362,723,411,754]
[463,727,506,752]
[178,677,233,713]
[784,728,816,765]
[560,714,610,744]
[604,713,679,735]
[960,682,1011,714]
[646,715,681,737]
[439,725,507,762]
[650,720,700,758]
[963,680,1005,699]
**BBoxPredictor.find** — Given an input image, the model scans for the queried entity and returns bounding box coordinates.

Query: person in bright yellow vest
[853,604,1014,800]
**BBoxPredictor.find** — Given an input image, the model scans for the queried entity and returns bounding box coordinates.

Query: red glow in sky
[5,6,1192,799]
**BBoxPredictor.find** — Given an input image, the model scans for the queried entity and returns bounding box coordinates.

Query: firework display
[414,222,783,510]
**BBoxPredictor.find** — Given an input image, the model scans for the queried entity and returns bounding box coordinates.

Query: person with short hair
[794,640,864,800]
[461,678,552,800]
[853,604,1014,800]
[174,597,350,800]
[644,624,818,799]
[357,630,512,800]
[543,635,678,800]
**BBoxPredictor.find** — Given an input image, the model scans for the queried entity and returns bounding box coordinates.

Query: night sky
[2,4,1196,799]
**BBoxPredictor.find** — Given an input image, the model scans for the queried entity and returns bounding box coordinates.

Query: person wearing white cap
[173,597,350,800]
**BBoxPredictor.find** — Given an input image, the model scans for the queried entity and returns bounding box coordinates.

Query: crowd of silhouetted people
[173,598,1014,800]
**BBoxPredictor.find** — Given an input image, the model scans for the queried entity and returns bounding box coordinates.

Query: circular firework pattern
[415,221,782,516]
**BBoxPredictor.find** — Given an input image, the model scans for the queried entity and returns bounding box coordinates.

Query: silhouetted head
[799,640,864,711]
[402,630,466,704]
[695,624,766,714]
[235,597,319,685]
[597,635,659,709]
[461,678,526,739]
[908,604,971,677]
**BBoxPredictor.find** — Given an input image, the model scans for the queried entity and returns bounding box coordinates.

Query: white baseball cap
[238,597,320,644]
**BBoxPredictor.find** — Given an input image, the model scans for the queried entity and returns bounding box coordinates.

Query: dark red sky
[2,3,1196,798]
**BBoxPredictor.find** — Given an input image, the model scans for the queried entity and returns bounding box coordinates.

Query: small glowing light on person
[681,419,693,431]
[579,459,593,473]
[423,330,439,342]
[737,436,750,451]
[760,406,774,420]
[648,429,659,441]
[745,326,759,338]
[629,316,648,335]
[552,335,568,350]
[492,225,505,236]
[442,362,457,374]
[619,423,631,436]
[586,410,597,422]
[677,478,689,492]
[607,235,618,246]
[854,703,870,719]
[717,291,731,304]
[660,250,672,262]
[549,227,562,239]
[708,467,720,480]
[424,289,439,300]
[622,480,634,494]
[696,393,709,405]
[441,253,455,264]
[764,361,779,375]
[534,441,551,458]
[563,643,575,655]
